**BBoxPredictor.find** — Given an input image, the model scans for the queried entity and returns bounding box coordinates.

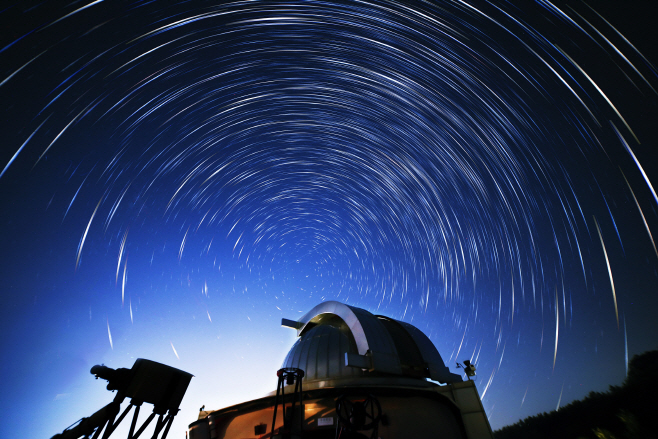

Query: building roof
[281,301,462,388]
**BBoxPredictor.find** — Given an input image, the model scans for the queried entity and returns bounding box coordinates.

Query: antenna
[456,360,477,380]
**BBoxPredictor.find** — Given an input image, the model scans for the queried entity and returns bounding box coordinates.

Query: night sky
[1,1,657,438]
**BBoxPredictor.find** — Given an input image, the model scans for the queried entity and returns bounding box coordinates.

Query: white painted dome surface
[281,301,462,386]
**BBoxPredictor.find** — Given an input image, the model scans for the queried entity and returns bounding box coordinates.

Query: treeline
[494,350,658,439]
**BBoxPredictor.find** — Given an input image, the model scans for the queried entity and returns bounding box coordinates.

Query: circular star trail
[1,1,657,437]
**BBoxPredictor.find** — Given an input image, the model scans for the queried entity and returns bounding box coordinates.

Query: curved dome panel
[281,316,364,383]
[281,301,462,385]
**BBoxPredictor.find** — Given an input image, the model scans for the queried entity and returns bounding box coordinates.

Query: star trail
[0,1,656,437]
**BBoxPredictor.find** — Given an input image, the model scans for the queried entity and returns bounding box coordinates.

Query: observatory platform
[189,301,493,439]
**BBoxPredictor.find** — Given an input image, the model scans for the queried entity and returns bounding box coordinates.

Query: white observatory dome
[189,301,494,439]
[280,301,462,389]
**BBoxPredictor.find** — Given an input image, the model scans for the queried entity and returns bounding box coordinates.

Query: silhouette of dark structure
[51,359,193,439]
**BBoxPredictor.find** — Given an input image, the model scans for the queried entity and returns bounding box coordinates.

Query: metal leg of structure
[131,412,156,439]
[270,368,305,439]
[128,404,142,439]
[271,378,283,436]
[295,375,303,433]
[102,403,135,438]
[101,416,116,439]
[91,418,109,439]
[100,399,124,439]
[159,413,177,439]
[149,414,166,439]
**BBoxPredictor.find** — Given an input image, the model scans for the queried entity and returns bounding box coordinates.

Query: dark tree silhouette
[494,350,658,439]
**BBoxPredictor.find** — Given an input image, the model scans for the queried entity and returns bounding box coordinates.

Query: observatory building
[188,301,493,439]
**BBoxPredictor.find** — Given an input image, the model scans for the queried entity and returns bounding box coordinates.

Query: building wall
[190,392,467,439]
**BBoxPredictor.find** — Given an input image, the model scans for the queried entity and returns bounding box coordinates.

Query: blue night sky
[1,1,657,438]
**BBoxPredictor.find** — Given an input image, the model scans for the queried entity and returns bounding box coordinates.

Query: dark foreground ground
[494,350,658,439]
